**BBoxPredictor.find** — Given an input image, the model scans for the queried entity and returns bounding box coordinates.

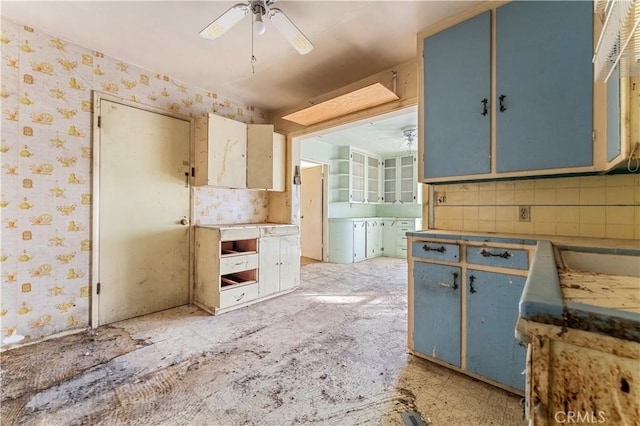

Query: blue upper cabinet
[495,1,593,173]
[420,1,598,182]
[423,12,491,179]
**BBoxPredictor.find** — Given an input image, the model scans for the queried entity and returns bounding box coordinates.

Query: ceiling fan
[199,0,314,55]
[399,126,417,151]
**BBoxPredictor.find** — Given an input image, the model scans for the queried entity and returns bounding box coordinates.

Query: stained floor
[1,257,525,425]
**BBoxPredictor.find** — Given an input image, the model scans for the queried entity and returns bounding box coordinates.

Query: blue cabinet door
[496,1,593,172]
[423,12,491,179]
[413,262,461,367]
[465,270,526,391]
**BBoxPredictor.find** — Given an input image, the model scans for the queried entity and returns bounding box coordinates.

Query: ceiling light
[254,13,266,35]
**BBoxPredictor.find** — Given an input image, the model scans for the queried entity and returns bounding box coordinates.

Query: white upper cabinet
[350,148,380,204]
[383,154,419,204]
[247,125,286,191]
[194,113,247,188]
[194,114,285,190]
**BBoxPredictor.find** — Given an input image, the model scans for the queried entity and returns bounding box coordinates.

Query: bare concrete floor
[1,258,525,425]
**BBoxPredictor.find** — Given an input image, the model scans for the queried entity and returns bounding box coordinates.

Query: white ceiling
[1,0,482,112]
[300,105,417,156]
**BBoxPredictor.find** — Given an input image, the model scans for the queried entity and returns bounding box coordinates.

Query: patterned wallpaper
[0,19,270,347]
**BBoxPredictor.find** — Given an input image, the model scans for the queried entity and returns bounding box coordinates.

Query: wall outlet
[518,206,531,222]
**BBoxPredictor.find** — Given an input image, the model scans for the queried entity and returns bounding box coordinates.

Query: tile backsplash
[432,175,640,240]
[0,19,269,347]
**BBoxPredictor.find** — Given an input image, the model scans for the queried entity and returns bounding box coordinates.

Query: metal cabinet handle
[469,275,477,294]
[481,98,488,116]
[499,94,507,112]
[236,292,245,302]
[452,272,459,290]
[422,244,446,253]
[480,249,511,259]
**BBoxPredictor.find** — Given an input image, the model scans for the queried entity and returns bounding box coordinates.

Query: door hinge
[592,130,596,142]
[97,116,101,128]
[96,282,101,295]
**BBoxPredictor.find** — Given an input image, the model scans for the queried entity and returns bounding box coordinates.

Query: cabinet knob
[499,94,507,112]
[480,249,511,259]
[422,244,446,253]
[469,275,477,294]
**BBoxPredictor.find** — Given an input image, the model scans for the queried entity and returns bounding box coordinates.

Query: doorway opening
[300,161,327,265]
[295,105,422,265]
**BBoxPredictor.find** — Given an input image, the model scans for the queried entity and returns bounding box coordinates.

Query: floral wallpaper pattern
[0,19,270,347]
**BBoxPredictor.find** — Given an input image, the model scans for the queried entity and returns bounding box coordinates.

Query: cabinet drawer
[395,220,416,228]
[411,241,460,262]
[466,246,529,270]
[220,227,260,240]
[220,282,259,308]
[220,253,258,275]
[260,225,297,237]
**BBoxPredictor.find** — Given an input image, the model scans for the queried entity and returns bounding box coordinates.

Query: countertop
[195,223,298,236]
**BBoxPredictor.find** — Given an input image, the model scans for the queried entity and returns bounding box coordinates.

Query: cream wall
[432,174,640,240]
[0,19,270,346]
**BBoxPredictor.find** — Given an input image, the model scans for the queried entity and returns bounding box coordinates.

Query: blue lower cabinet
[465,269,526,391]
[413,262,461,367]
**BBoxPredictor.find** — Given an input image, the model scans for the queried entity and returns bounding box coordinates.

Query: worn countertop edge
[519,240,564,320]
[407,231,537,246]
[407,230,640,250]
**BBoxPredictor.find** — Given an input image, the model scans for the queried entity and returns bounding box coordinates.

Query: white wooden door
[258,237,280,297]
[208,114,246,188]
[300,165,323,260]
[353,221,367,262]
[279,234,300,291]
[97,99,190,325]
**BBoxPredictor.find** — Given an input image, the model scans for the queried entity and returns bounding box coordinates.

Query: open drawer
[220,269,257,288]
[221,238,258,256]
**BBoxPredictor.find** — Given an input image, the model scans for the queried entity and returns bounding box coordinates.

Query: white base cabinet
[259,232,300,297]
[194,224,298,314]
[328,217,421,263]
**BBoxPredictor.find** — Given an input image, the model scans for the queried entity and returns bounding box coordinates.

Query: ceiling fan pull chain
[251,18,257,74]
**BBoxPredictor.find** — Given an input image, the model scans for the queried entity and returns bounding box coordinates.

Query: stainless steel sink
[558,249,640,277]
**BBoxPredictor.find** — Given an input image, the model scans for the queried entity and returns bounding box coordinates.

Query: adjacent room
[1,1,639,425]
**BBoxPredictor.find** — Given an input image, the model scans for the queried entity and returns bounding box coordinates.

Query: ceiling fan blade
[199,3,250,40]
[268,8,314,55]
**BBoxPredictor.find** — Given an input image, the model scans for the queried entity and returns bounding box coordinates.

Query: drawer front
[395,220,416,229]
[220,227,260,240]
[411,241,460,262]
[220,253,259,275]
[466,246,529,270]
[260,225,298,237]
[220,283,259,308]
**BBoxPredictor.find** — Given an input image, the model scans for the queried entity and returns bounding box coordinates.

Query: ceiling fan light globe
[254,14,266,35]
